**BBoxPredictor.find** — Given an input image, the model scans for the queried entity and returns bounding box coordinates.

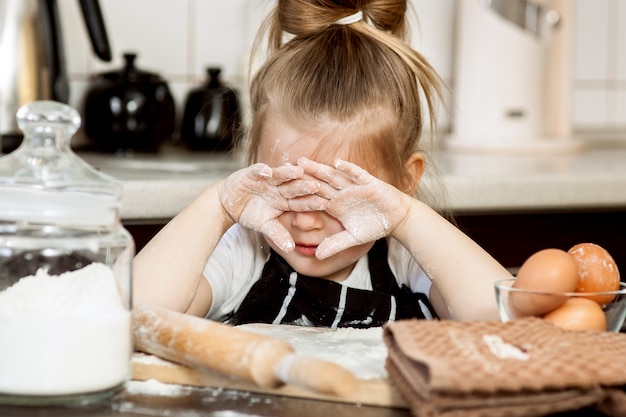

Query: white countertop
[79,139,626,221]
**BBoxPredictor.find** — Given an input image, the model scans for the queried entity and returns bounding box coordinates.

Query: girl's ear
[403,152,425,195]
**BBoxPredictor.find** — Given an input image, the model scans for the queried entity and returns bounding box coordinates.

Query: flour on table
[238,324,387,379]
[124,379,192,397]
[133,352,177,367]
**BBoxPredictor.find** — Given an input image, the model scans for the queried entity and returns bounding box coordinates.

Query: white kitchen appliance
[447,0,582,153]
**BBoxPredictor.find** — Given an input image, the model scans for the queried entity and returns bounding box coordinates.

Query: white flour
[0,263,132,396]
[239,325,387,379]
[123,379,191,397]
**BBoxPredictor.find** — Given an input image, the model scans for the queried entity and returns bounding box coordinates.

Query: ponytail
[247,0,445,194]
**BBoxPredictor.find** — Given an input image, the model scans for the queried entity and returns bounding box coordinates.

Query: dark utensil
[181,67,242,152]
[83,53,176,153]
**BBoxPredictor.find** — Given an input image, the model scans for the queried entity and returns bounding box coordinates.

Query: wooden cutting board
[131,324,407,408]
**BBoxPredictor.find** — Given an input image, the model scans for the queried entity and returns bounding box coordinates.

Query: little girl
[133,0,512,327]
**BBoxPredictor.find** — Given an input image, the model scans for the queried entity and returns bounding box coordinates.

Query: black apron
[227,239,437,328]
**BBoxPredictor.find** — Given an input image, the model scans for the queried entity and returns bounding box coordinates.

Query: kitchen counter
[78,139,626,270]
[79,139,626,221]
[0,380,609,417]
[0,382,412,417]
[80,149,244,221]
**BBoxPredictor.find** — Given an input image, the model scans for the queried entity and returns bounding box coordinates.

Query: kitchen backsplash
[60,0,626,139]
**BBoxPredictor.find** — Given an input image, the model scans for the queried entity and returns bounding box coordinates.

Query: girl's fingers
[265,164,304,185]
[298,157,373,190]
[259,220,295,252]
[246,163,273,180]
[287,195,328,212]
[297,157,349,189]
[315,231,358,260]
[333,159,371,185]
[247,162,303,183]
[310,181,336,201]
[276,179,320,199]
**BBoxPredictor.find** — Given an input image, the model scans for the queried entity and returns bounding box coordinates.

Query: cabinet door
[455,211,626,272]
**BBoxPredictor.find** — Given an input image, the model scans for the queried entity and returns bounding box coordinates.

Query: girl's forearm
[132,183,234,312]
[393,196,511,321]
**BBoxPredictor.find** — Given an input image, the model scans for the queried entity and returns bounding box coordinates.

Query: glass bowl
[494,278,626,332]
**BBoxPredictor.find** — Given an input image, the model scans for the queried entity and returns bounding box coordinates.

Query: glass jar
[0,101,134,405]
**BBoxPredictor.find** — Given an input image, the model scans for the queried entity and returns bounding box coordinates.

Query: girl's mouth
[294,243,318,256]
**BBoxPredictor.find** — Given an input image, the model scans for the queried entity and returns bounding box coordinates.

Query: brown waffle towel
[383,318,626,417]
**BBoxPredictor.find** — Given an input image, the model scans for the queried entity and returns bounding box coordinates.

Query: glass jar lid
[0,101,123,226]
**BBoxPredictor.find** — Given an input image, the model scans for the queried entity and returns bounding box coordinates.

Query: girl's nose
[291,211,323,231]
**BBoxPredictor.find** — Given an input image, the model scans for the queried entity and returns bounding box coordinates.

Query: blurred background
[3,0,623,271]
[54,0,626,146]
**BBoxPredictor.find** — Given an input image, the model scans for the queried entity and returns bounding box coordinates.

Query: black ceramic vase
[83,53,176,153]
[181,67,241,152]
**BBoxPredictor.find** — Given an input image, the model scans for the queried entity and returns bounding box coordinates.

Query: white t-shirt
[203,224,432,322]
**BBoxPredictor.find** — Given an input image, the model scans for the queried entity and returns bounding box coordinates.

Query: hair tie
[333,10,363,25]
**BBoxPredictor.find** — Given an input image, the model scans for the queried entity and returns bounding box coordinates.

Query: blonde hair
[246,0,445,200]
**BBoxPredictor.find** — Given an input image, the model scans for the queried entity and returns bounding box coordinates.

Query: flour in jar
[0,263,132,396]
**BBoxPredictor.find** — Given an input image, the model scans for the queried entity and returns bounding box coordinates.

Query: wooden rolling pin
[132,304,356,396]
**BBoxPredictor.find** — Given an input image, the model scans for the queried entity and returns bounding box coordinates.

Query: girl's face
[256,115,376,282]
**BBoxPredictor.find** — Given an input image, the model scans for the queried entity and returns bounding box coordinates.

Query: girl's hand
[298,157,410,259]
[219,163,327,252]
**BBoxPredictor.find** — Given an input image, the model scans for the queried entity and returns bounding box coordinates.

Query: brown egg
[511,248,579,316]
[543,297,606,331]
[568,243,621,305]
